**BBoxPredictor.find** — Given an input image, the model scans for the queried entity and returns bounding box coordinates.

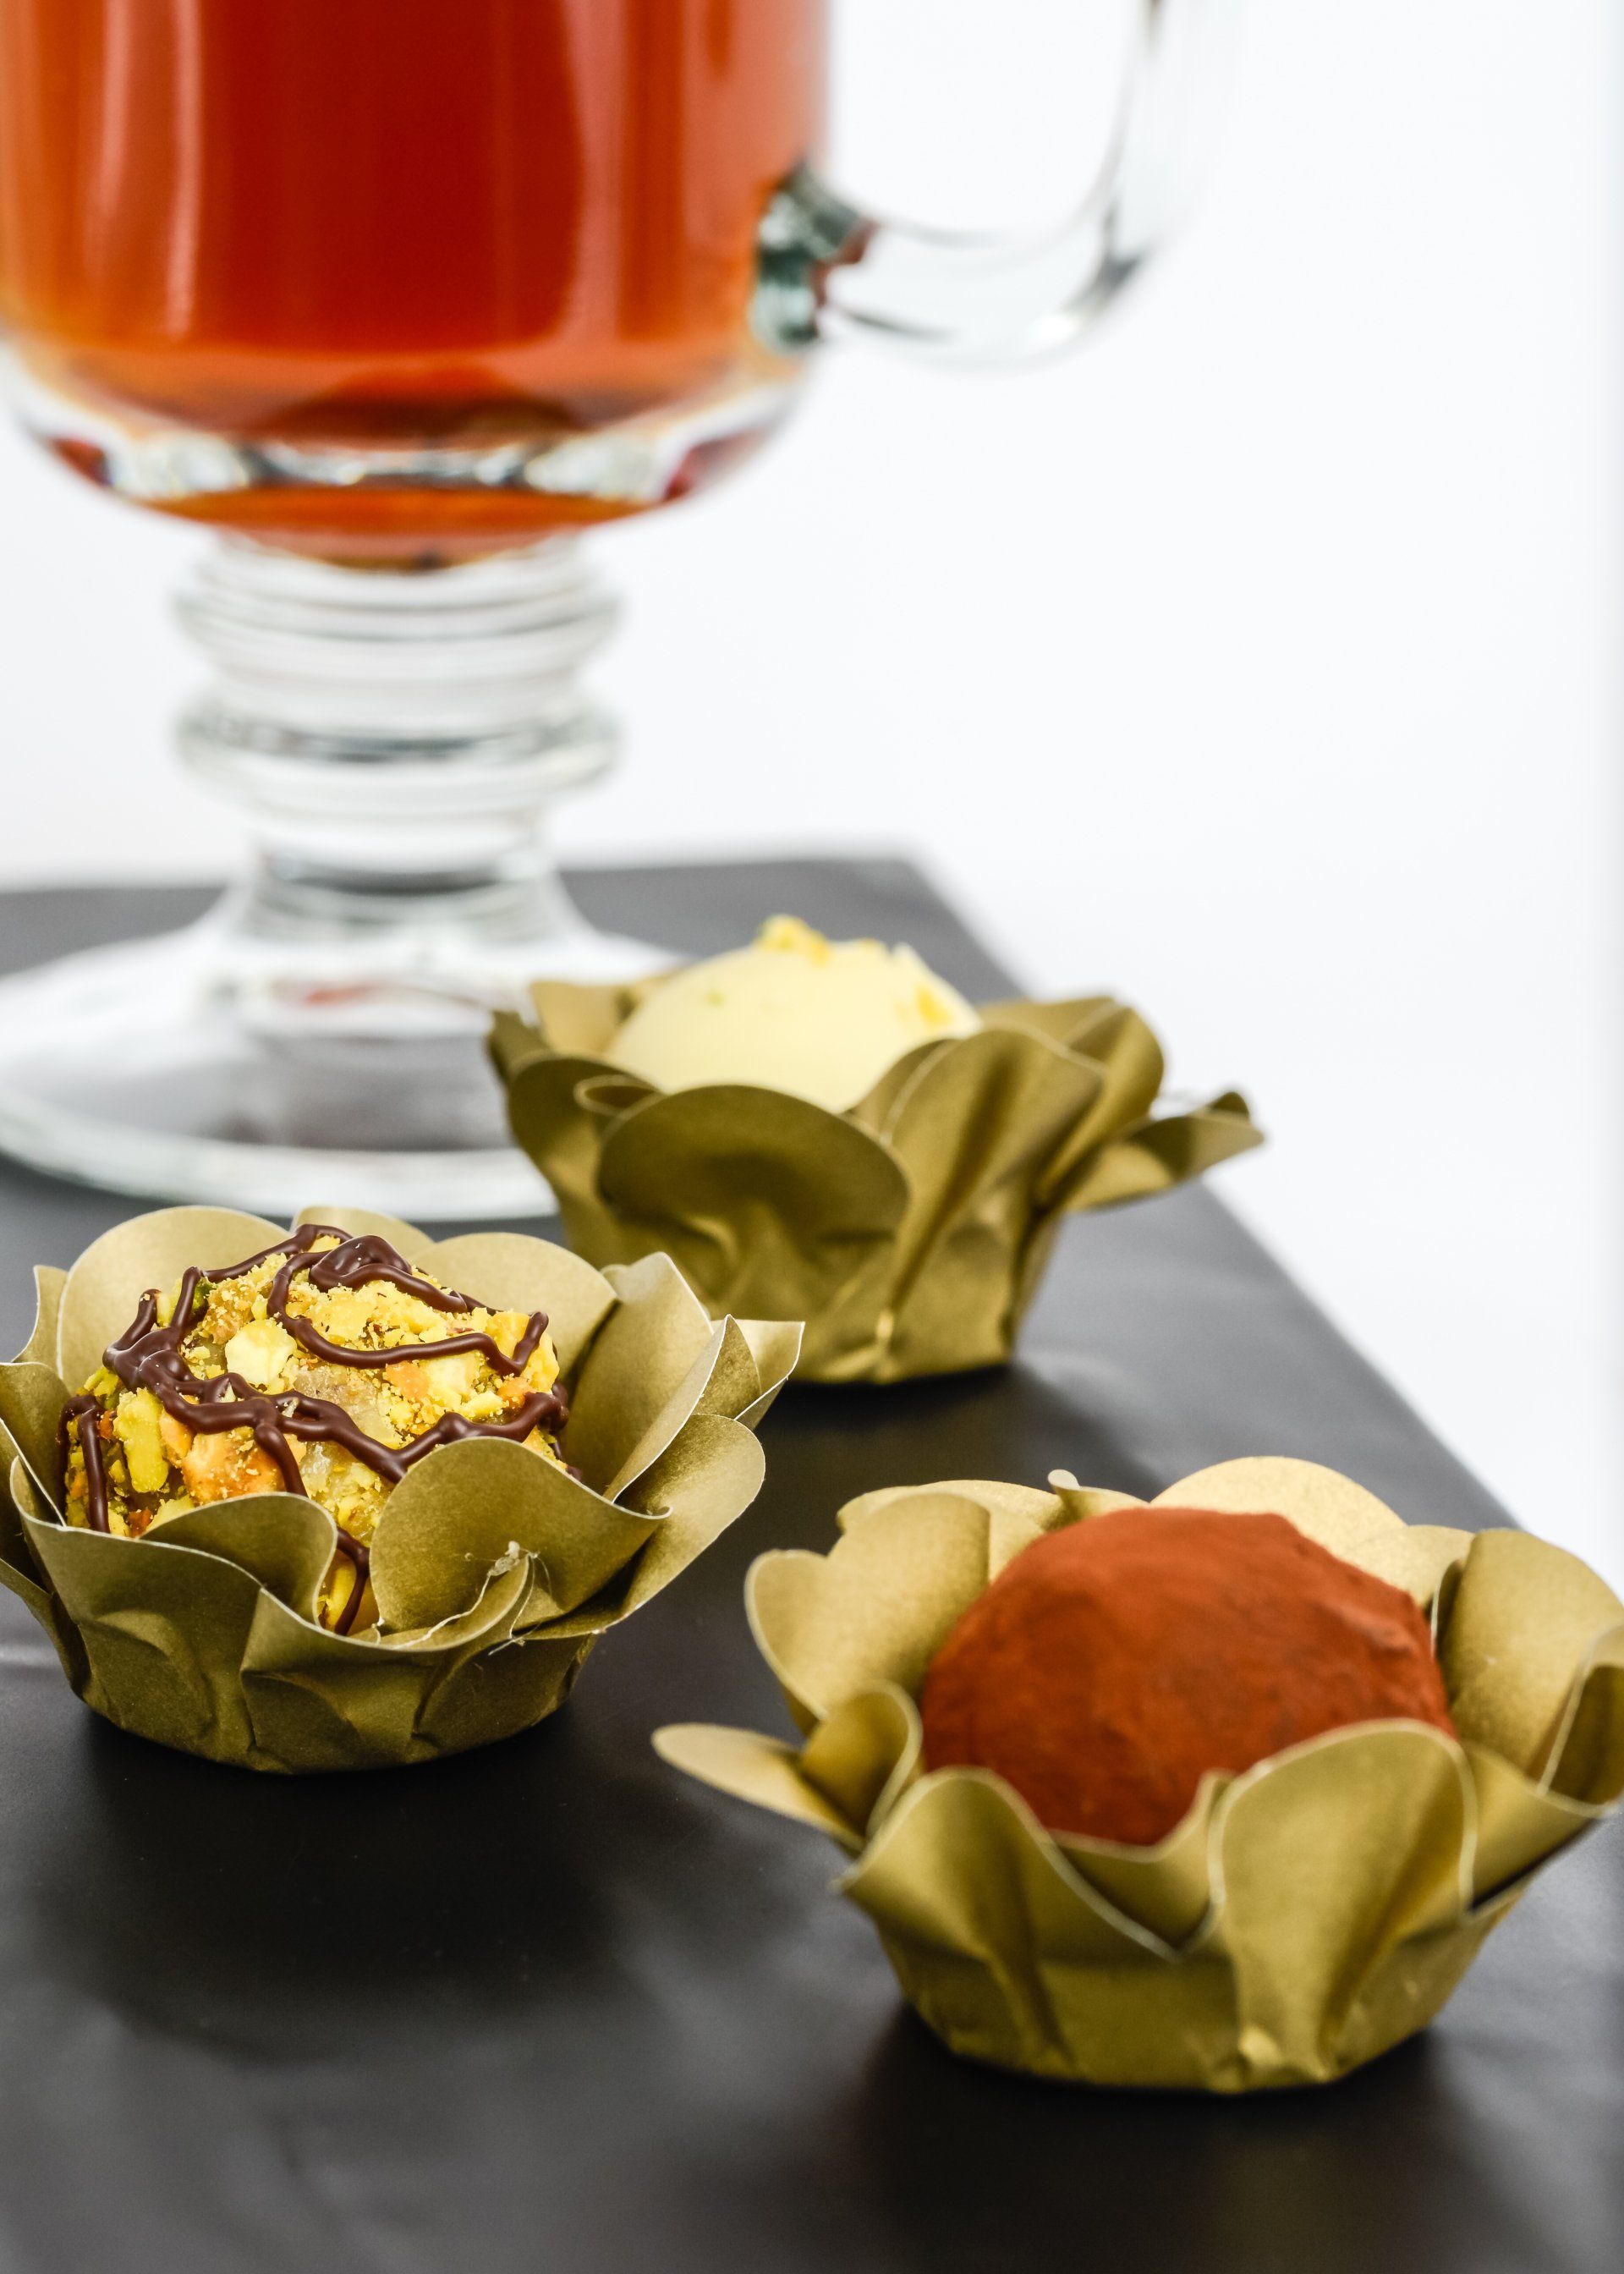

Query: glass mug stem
[0,0,1237,1216]
[179,538,620,937]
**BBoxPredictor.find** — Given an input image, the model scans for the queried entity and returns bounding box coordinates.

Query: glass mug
[0,0,1234,1217]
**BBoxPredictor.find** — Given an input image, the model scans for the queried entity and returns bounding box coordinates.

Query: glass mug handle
[756,0,1237,364]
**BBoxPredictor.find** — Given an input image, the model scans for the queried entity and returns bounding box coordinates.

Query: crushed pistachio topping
[62,1239,567,1571]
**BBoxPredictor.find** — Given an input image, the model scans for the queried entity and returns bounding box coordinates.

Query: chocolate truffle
[61,1226,568,1632]
[919,1508,1457,1847]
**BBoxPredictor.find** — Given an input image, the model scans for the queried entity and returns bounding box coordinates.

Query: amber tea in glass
[0,0,826,561]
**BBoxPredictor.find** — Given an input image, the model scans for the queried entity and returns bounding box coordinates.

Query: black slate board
[0,862,1616,2274]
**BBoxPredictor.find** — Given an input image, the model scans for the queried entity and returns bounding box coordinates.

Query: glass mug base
[0,897,656,1222]
[0,536,666,1219]
[0,904,655,1228]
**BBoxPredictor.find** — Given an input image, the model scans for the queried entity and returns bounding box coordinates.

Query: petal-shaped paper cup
[0,1206,801,1774]
[656,1460,1624,2090]
[492,982,1261,1382]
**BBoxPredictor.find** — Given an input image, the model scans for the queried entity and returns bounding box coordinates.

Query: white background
[0,3,1618,1577]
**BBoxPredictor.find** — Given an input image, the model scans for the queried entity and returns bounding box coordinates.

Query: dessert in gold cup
[657,1461,1624,2090]
[60,1224,570,1634]
[0,1205,803,1771]
[495,919,1262,1381]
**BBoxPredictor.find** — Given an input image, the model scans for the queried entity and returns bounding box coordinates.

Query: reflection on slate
[0,865,1617,2274]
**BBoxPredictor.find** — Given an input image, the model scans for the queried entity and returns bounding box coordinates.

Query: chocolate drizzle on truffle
[59,1227,568,1617]
[61,1392,113,1535]
[332,1527,371,1638]
[272,1233,551,1376]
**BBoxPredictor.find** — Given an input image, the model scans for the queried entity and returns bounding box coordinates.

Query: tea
[0,0,826,558]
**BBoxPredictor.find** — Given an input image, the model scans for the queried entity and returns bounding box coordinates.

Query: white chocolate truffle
[610,918,980,1113]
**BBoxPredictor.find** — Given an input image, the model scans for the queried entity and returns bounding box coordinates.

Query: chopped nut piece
[180,1430,284,1506]
[158,1411,194,1462]
[222,1316,297,1392]
[113,1387,171,1495]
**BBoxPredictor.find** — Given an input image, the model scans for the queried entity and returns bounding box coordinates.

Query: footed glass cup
[0,0,1235,1217]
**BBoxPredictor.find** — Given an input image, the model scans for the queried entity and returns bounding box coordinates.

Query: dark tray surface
[0,861,1615,2274]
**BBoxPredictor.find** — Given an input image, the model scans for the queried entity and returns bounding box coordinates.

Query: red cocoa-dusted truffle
[919,1508,1457,1847]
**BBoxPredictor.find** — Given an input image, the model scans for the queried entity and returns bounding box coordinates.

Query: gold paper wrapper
[491,980,1261,1382]
[656,1460,1624,2090]
[0,1206,801,1775]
